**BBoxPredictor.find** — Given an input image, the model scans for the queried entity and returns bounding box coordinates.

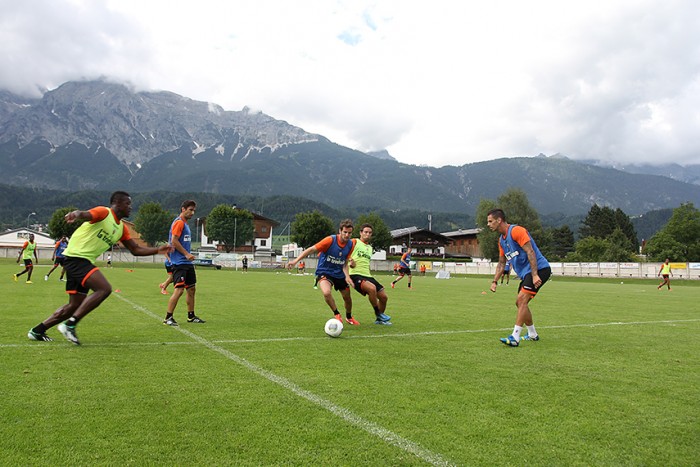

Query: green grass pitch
[2,260,698,465]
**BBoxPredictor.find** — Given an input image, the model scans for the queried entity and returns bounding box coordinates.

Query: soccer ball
[324,318,343,338]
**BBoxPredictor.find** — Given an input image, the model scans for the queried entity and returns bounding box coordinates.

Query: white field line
[112,293,456,467]
[7,318,700,349]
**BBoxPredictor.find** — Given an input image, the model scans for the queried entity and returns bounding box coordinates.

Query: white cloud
[1,0,699,167]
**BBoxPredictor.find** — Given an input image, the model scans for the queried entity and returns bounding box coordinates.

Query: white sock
[526,325,537,338]
[512,325,522,340]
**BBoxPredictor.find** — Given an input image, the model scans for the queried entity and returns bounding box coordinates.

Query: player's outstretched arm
[64,209,93,224]
[122,239,173,257]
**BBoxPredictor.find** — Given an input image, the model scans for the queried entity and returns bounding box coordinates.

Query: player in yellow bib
[27,191,172,344]
[14,233,38,283]
[657,258,673,291]
[349,223,392,325]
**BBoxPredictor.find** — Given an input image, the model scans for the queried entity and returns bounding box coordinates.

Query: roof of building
[390,226,420,237]
[441,228,481,237]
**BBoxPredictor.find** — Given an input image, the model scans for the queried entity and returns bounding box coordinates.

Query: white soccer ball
[324,318,344,338]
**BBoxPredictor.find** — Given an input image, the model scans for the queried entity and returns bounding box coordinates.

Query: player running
[391,247,412,289]
[159,253,173,295]
[287,219,360,326]
[45,236,68,281]
[14,233,38,284]
[27,191,172,344]
[657,258,673,291]
[348,223,392,325]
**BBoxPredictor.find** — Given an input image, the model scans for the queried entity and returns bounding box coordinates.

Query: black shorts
[661,274,670,279]
[165,263,174,274]
[350,275,384,296]
[519,267,552,296]
[503,268,511,275]
[64,257,99,295]
[317,274,349,291]
[398,267,411,276]
[173,264,197,289]
[23,259,33,267]
[54,257,65,266]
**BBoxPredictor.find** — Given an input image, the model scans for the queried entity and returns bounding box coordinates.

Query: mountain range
[2,79,699,217]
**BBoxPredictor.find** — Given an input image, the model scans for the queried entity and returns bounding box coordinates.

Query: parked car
[193,258,221,269]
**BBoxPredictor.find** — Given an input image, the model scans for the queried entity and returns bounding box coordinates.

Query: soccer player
[159,253,173,295]
[287,219,360,325]
[14,233,38,284]
[45,236,68,281]
[27,191,172,344]
[163,200,206,326]
[242,255,248,273]
[487,208,551,347]
[391,247,412,289]
[500,259,511,285]
[657,258,673,290]
[349,223,392,325]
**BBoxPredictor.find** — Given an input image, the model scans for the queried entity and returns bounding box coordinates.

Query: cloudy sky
[2,0,699,167]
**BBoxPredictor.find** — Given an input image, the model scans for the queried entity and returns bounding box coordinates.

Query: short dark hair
[181,200,197,210]
[487,208,506,221]
[339,218,354,231]
[359,223,373,231]
[110,191,131,204]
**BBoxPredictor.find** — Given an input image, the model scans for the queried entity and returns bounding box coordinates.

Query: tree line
[20,185,700,262]
[475,188,700,262]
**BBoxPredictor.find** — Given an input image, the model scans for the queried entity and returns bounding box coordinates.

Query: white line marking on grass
[113,293,456,467]
[6,318,699,349]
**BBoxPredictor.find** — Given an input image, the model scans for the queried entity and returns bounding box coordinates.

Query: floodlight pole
[26,212,36,228]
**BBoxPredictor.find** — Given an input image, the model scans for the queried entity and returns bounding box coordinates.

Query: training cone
[114,289,121,293]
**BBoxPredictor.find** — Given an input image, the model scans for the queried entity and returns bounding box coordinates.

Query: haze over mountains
[1,79,699,217]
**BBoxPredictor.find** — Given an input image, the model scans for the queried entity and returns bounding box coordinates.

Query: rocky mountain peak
[0,79,322,166]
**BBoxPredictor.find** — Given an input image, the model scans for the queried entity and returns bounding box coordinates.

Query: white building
[0,228,56,249]
[0,228,57,259]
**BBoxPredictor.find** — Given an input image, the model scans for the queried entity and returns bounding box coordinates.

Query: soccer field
[2,261,699,466]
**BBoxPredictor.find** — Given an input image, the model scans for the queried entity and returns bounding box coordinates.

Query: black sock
[188,311,195,319]
[33,323,47,334]
[165,313,173,320]
[346,312,353,319]
[373,306,380,316]
[332,309,340,316]
[66,317,78,327]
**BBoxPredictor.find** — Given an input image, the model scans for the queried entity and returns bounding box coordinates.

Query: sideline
[113,293,456,467]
